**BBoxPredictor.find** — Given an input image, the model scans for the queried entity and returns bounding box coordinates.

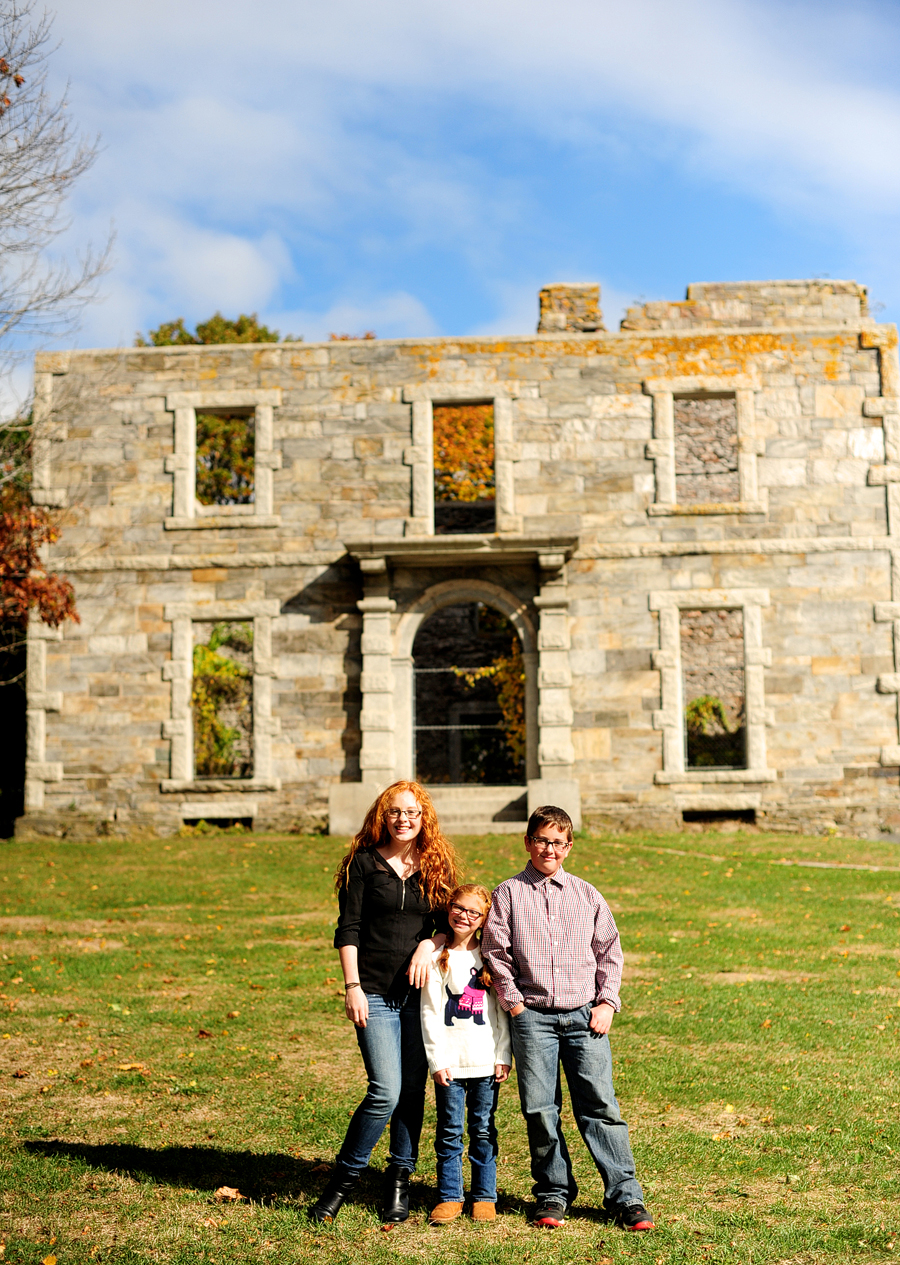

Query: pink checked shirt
[481,861,624,1013]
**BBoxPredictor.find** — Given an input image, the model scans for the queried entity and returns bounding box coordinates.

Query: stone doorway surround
[329,534,582,833]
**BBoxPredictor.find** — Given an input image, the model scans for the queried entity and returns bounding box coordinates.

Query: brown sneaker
[429,1201,464,1225]
[471,1201,496,1220]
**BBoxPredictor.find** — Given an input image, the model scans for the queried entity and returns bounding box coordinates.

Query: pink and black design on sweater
[444,967,490,1026]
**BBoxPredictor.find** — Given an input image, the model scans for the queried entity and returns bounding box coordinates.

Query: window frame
[164,389,282,529]
[649,586,774,785]
[643,373,766,516]
[401,382,520,535]
[160,598,282,793]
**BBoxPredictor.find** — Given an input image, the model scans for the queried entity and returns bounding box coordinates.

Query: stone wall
[16,278,900,840]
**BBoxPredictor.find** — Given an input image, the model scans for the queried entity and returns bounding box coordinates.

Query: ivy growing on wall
[192,622,253,778]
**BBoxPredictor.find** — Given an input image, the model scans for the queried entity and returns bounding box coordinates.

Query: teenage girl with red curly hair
[310,781,459,1226]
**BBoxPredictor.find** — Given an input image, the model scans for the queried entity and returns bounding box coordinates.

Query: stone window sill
[648,502,766,517]
[164,515,281,530]
[654,768,776,784]
[160,778,281,793]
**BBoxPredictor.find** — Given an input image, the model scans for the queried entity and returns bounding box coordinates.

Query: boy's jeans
[510,1003,644,1209]
[336,990,427,1176]
[434,1075,499,1202]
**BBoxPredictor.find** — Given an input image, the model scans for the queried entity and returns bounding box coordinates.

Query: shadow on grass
[20,1140,611,1223]
[22,1140,349,1205]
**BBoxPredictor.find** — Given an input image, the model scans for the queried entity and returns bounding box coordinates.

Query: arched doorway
[413,602,525,785]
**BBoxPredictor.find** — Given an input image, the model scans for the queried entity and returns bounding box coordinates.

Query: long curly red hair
[334,780,459,910]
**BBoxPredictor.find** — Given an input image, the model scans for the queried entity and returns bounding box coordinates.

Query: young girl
[420,883,511,1225]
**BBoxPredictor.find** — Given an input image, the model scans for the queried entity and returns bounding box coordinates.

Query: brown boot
[429,1201,464,1225]
[471,1201,496,1220]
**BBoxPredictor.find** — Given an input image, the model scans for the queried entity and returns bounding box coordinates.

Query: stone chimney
[538,283,604,333]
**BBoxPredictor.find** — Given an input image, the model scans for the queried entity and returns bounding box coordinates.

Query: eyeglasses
[449,904,485,921]
[387,808,422,821]
[527,836,571,853]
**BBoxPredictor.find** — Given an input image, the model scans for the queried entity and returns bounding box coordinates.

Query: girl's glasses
[449,904,485,920]
[387,808,422,820]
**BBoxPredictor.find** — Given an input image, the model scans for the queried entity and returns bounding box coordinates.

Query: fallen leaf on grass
[214,1186,246,1203]
[380,1224,395,1233]
[80,1059,94,1068]
[311,1163,330,1173]
[117,1062,149,1073]
[11,1069,28,1078]
[226,1011,240,1019]
[760,1019,772,1028]
[197,1029,214,1039]
[42,1256,57,1265]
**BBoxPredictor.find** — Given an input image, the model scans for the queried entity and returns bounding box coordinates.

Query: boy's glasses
[449,904,484,920]
[527,836,571,853]
[387,809,422,820]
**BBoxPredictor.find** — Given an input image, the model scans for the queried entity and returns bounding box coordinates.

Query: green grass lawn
[1,825,900,1264]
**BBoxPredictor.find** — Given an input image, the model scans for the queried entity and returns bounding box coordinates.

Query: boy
[481,805,653,1231]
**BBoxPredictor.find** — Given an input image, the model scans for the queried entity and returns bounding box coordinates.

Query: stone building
[15,278,900,838]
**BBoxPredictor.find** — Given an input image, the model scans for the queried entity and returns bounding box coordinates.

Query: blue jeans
[335,990,427,1176]
[510,1004,644,1209]
[434,1075,499,1202]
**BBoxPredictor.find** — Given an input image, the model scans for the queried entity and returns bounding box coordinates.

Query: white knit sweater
[420,945,511,1078]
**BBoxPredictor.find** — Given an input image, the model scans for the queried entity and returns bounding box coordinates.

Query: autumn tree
[433,403,495,503]
[0,0,105,693]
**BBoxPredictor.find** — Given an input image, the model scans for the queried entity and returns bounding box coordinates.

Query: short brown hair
[527,805,573,842]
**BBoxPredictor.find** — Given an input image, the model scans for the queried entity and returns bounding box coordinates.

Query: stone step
[427,786,527,835]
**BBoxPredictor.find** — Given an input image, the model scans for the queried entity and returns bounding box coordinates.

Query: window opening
[674,394,738,504]
[196,411,255,505]
[413,602,524,784]
[433,403,495,534]
[681,608,746,769]
[192,621,254,778]
[682,809,755,827]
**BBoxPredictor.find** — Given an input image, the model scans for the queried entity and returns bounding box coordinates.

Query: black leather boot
[309,1165,359,1223]
[381,1163,410,1223]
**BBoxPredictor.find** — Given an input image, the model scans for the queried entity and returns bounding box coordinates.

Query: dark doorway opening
[413,602,524,785]
[0,622,27,837]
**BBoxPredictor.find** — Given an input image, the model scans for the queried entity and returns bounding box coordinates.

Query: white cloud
[32,0,900,351]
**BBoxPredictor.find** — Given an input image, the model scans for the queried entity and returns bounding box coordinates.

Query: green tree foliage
[192,623,253,778]
[135,312,283,347]
[685,695,730,737]
[196,413,254,506]
[453,637,526,766]
[685,694,745,769]
[433,403,495,502]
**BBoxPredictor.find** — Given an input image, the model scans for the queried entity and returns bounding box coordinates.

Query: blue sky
[45,0,900,346]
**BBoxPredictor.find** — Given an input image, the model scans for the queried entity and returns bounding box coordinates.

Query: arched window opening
[413,602,524,784]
